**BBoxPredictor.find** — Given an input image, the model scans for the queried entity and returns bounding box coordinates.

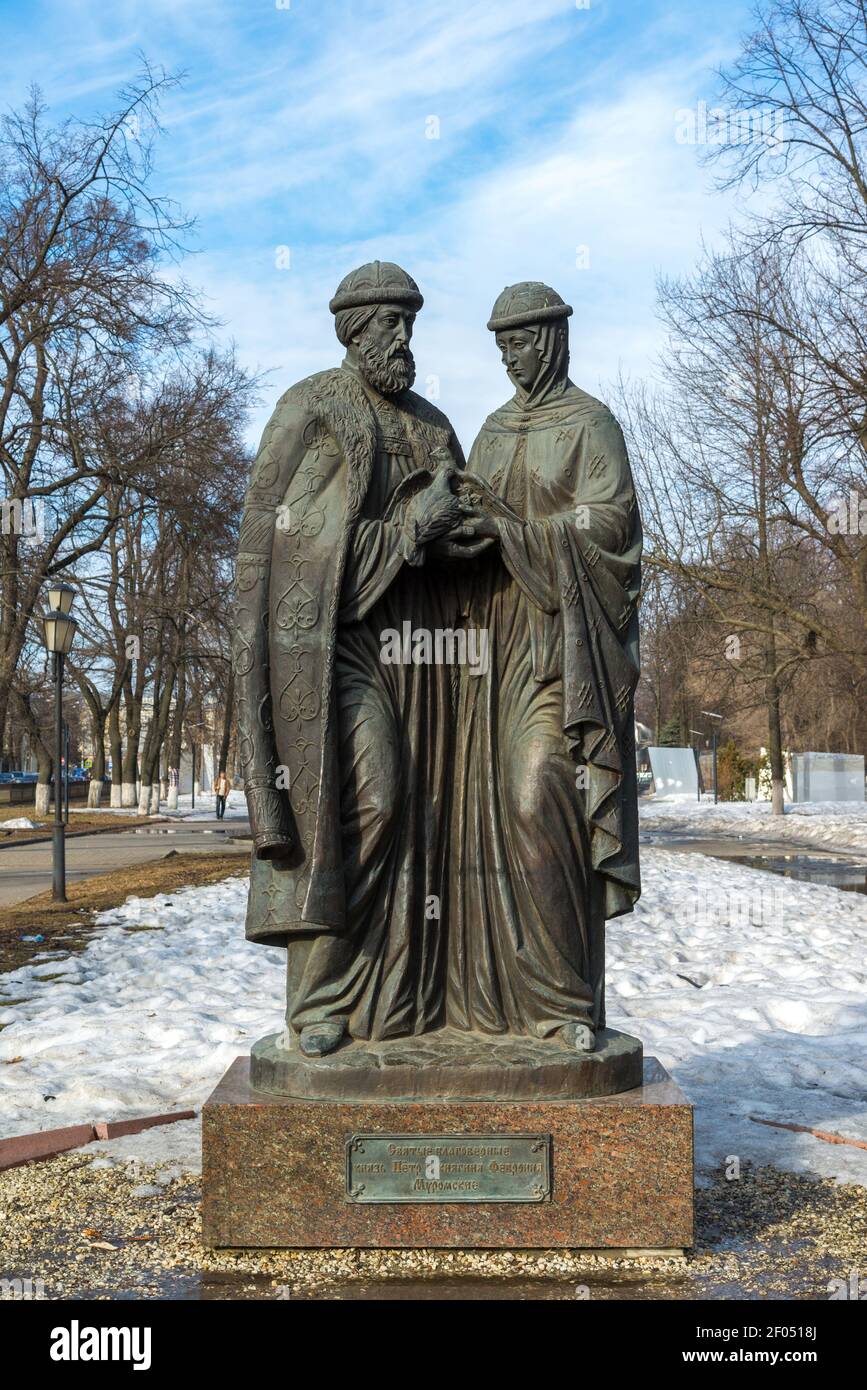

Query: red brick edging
[0,1109,197,1171]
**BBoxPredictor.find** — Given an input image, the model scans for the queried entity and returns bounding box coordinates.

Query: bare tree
[618,231,848,811]
[0,69,205,763]
[708,0,867,250]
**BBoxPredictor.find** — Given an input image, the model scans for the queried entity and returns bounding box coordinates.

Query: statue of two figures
[234,262,643,1091]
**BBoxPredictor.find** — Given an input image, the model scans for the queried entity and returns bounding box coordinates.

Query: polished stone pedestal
[202,1056,694,1250]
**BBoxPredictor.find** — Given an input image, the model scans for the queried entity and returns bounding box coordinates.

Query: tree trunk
[138,654,178,816]
[122,671,142,808]
[218,667,234,775]
[138,660,168,814]
[87,736,106,808]
[87,711,106,808]
[122,736,140,808]
[165,664,186,810]
[0,683,9,771]
[13,688,53,819]
[35,754,52,817]
[108,702,123,808]
[0,682,10,771]
[764,630,785,816]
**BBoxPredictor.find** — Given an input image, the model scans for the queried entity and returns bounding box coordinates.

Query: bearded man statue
[446,282,643,1052]
[233,262,471,1058]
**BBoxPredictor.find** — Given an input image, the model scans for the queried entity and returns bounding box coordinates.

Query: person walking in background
[214,769,231,821]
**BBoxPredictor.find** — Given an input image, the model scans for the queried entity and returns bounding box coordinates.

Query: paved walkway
[0,819,251,908]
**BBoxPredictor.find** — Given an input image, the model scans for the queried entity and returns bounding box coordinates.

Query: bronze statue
[234,268,641,1072]
[234,262,472,1058]
[447,283,642,1052]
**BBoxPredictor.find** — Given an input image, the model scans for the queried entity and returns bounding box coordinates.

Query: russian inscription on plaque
[346,1133,551,1204]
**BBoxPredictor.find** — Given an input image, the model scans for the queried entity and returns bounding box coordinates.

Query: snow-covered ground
[165,790,248,822]
[68,790,248,822]
[0,872,274,1164]
[640,796,867,854]
[1,817,38,830]
[613,848,867,1184]
[1,845,866,1185]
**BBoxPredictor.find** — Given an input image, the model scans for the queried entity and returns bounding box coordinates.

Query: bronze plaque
[345,1133,551,1203]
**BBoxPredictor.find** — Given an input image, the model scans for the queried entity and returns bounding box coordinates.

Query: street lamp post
[64,720,70,824]
[701,710,723,805]
[689,729,704,803]
[43,583,77,902]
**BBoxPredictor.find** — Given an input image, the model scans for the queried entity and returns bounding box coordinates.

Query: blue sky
[0,0,762,447]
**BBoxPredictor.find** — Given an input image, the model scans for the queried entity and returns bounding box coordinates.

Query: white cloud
[194,47,752,450]
[1,0,761,451]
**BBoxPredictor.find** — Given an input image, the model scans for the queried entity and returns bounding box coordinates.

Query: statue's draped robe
[234,364,462,1040]
[447,379,642,1036]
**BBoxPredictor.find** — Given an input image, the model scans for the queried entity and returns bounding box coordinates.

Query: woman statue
[447,282,642,1051]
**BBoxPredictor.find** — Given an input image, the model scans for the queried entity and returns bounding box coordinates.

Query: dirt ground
[0,803,157,843]
[0,852,250,974]
[0,1155,863,1300]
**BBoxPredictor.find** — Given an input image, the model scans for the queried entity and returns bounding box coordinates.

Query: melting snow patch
[0,852,865,1184]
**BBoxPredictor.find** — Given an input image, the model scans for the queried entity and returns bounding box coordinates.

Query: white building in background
[789,752,865,803]
[176,742,216,795]
[746,750,865,803]
[101,696,227,808]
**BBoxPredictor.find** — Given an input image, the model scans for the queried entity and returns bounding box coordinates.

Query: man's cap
[487,281,573,332]
[329,261,424,314]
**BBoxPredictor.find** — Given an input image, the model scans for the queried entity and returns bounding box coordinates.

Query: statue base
[250,1025,643,1101]
[202,1055,693,1250]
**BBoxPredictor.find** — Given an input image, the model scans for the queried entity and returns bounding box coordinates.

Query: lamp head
[43,610,77,655]
[46,582,75,617]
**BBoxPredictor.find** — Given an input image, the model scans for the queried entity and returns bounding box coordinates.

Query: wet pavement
[640,829,867,895]
[725,853,866,894]
[0,819,251,908]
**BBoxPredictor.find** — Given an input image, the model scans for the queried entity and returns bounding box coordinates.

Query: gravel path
[1,1152,864,1301]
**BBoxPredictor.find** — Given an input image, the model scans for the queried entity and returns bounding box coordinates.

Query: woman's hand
[456,508,499,540]
[426,509,499,560]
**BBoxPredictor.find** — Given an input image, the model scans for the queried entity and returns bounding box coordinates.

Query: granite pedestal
[202,1041,694,1250]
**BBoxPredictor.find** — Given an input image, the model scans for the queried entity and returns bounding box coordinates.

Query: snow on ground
[608,849,867,1185]
[69,790,249,821]
[1,817,38,830]
[166,790,248,822]
[1,849,866,1184]
[0,872,281,1171]
[640,796,867,854]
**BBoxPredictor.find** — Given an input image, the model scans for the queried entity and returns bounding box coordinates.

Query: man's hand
[427,508,499,560]
[406,465,465,545]
[427,532,496,559]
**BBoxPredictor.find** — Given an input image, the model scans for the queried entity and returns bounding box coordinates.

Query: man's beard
[356,330,415,394]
